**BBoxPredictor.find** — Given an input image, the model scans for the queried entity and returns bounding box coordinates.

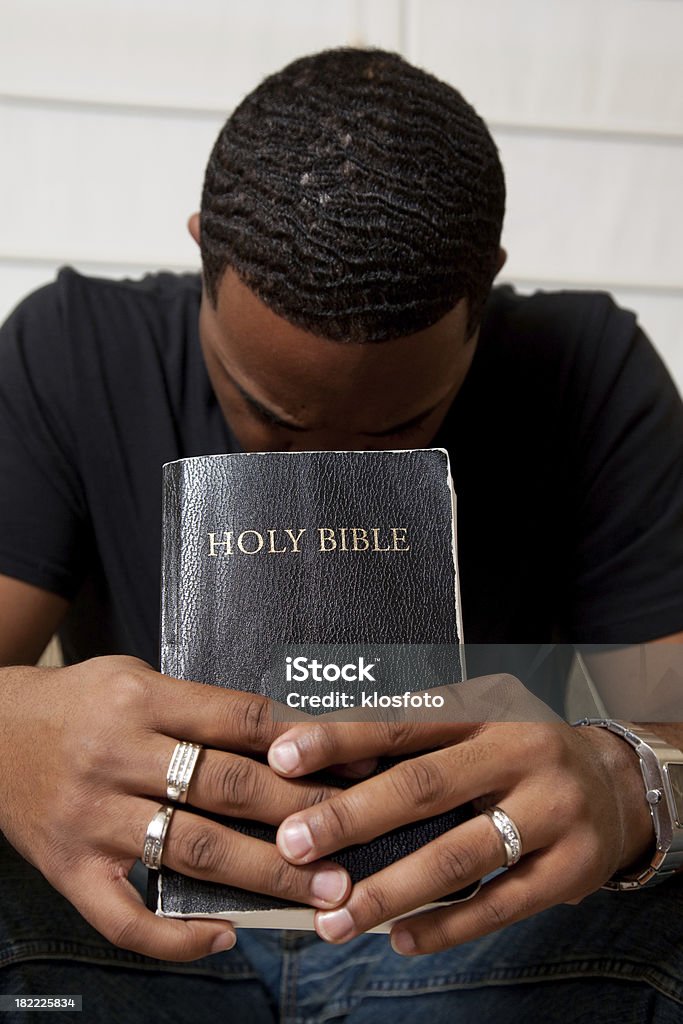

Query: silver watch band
[575,718,683,890]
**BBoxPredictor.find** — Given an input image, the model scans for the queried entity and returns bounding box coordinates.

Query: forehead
[203,269,470,408]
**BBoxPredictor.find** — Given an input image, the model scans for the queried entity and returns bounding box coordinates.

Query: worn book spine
[149,448,477,929]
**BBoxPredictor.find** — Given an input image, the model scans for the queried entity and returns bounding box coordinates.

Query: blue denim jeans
[2,842,683,1023]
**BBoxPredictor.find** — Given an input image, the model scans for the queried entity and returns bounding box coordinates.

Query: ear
[187,212,201,246]
[495,247,507,276]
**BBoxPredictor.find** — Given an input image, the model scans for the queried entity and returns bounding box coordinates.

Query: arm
[0,575,69,666]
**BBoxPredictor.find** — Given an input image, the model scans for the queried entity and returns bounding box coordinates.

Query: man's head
[191,48,506,453]
[199,47,505,342]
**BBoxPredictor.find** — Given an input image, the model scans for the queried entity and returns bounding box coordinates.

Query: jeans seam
[0,940,258,980]
[280,943,297,1024]
[362,958,683,1005]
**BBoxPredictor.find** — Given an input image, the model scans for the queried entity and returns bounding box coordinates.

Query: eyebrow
[229,372,308,431]
[364,402,442,437]
[230,368,441,436]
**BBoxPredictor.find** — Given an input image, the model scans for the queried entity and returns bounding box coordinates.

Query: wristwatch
[575,718,683,889]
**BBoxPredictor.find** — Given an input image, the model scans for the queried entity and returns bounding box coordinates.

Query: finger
[276,741,510,863]
[122,737,341,824]
[66,858,237,961]
[268,718,464,778]
[111,796,351,911]
[388,849,581,956]
[274,672,557,776]
[155,682,294,751]
[120,662,301,753]
[313,798,541,942]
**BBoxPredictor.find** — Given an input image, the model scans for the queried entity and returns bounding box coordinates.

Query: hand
[266,674,655,954]
[1,656,351,960]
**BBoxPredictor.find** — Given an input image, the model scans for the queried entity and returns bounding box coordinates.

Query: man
[1,48,682,1022]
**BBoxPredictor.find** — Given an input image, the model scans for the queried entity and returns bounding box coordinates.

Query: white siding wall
[2,0,681,388]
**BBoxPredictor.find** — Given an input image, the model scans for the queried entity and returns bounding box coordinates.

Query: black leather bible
[149,448,478,929]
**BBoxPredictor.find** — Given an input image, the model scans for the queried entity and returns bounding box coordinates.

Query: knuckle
[453,739,494,772]
[395,757,444,809]
[213,756,259,814]
[108,667,153,715]
[300,784,335,809]
[267,855,299,897]
[476,885,533,934]
[235,696,274,750]
[476,896,510,931]
[243,696,273,748]
[376,720,417,750]
[358,880,393,923]
[175,825,222,875]
[75,730,121,780]
[430,841,478,891]
[315,797,356,842]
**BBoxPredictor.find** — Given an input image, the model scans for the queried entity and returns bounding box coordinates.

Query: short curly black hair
[200,47,505,342]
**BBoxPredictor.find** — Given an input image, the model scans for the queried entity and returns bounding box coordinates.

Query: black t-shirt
[1,268,682,707]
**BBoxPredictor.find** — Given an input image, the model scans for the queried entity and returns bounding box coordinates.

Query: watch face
[665,763,683,826]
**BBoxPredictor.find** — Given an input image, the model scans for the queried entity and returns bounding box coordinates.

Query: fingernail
[311,868,348,905]
[390,929,417,956]
[316,907,355,943]
[279,820,313,860]
[211,930,236,954]
[269,741,300,774]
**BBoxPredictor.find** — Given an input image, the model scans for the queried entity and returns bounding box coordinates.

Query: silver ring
[166,741,202,803]
[483,805,522,867]
[142,804,175,870]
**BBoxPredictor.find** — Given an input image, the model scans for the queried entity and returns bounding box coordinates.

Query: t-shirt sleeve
[0,283,89,599]
[567,299,683,643]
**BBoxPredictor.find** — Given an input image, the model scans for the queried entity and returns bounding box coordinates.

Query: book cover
[149,448,477,929]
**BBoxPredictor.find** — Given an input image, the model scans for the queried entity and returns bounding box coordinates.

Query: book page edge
[156,899,469,933]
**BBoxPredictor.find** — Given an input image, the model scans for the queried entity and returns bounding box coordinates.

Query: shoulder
[3,266,201,338]
[477,286,673,423]
[480,285,639,367]
[2,267,202,378]
[484,284,634,329]
[1,268,203,432]
[56,266,201,330]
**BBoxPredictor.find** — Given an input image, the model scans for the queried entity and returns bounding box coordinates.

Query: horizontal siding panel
[0,0,400,112]
[407,0,683,137]
[497,129,683,290]
[0,103,221,266]
[4,103,681,290]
